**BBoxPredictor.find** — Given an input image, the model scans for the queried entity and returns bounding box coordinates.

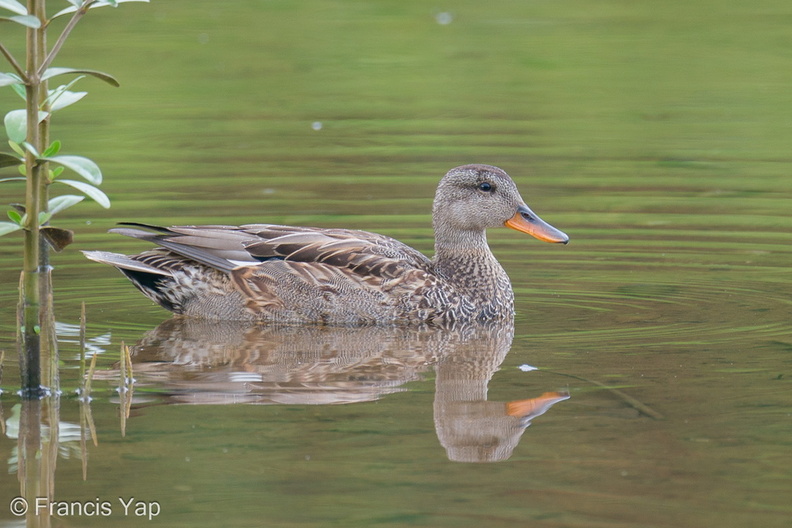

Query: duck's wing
[238,224,433,279]
[229,225,443,322]
[109,223,261,272]
[109,222,433,278]
[105,223,442,322]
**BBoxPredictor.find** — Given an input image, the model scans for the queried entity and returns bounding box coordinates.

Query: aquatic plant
[0,0,148,396]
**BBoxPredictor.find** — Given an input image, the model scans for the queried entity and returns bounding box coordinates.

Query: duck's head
[433,164,569,244]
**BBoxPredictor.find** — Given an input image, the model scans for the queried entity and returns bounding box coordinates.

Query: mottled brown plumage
[83,164,568,323]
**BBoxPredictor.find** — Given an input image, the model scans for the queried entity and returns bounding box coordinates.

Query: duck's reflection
[128,317,568,462]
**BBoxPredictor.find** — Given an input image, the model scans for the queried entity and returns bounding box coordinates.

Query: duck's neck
[432,228,513,314]
[433,226,492,262]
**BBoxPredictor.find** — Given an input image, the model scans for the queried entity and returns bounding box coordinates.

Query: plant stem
[0,43,28,81]
[18,0,57,398]
[38,0,97,76]
[20,0,44,396]
[35,0,51,269]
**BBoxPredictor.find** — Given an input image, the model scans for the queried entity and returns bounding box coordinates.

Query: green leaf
[41,140,62,158]
[45,75,89,109]
[10,83,25,101]
[42,67,120,88]
[0,177,25,183]
[57,179,111,208]
[0,72,22,87]
[0,0,27,16]
[50,166,64,178]
[48,90,88,112]
[44,155,102,185]
[4,110,48,143]
[4,110,26,143]
[8,140,24,156]
[0,14,41,28]
[52,0,149,19]
[23,142,39,157]
[52,75,86,90]
[0,221,22,236]
[0,152,22,168]
[7,209,22,224]
[38,211,51,224]
[48,194,84,215]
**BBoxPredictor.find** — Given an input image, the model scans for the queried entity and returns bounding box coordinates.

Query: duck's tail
[82,250,172,276]
[82,250,182,313]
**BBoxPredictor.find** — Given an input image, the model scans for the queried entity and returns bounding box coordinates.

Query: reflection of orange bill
[506,391,570,418]
[504,204,569,244]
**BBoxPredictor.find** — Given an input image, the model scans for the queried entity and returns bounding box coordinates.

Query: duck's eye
[478,182,493,193]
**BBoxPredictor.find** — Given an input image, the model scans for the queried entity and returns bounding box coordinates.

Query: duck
[83,164,568,324]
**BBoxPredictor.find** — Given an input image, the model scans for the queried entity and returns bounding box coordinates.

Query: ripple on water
[512,233,791,352]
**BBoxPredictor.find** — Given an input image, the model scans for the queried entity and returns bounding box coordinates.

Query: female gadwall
[84,164,568,323]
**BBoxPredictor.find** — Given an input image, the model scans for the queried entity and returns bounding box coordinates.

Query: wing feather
[108,223,432,282]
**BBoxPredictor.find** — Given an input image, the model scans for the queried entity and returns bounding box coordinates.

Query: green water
[1,0,791,526]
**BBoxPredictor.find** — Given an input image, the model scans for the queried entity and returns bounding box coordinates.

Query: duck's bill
[505,391,571,419]
[505,204,569,244]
